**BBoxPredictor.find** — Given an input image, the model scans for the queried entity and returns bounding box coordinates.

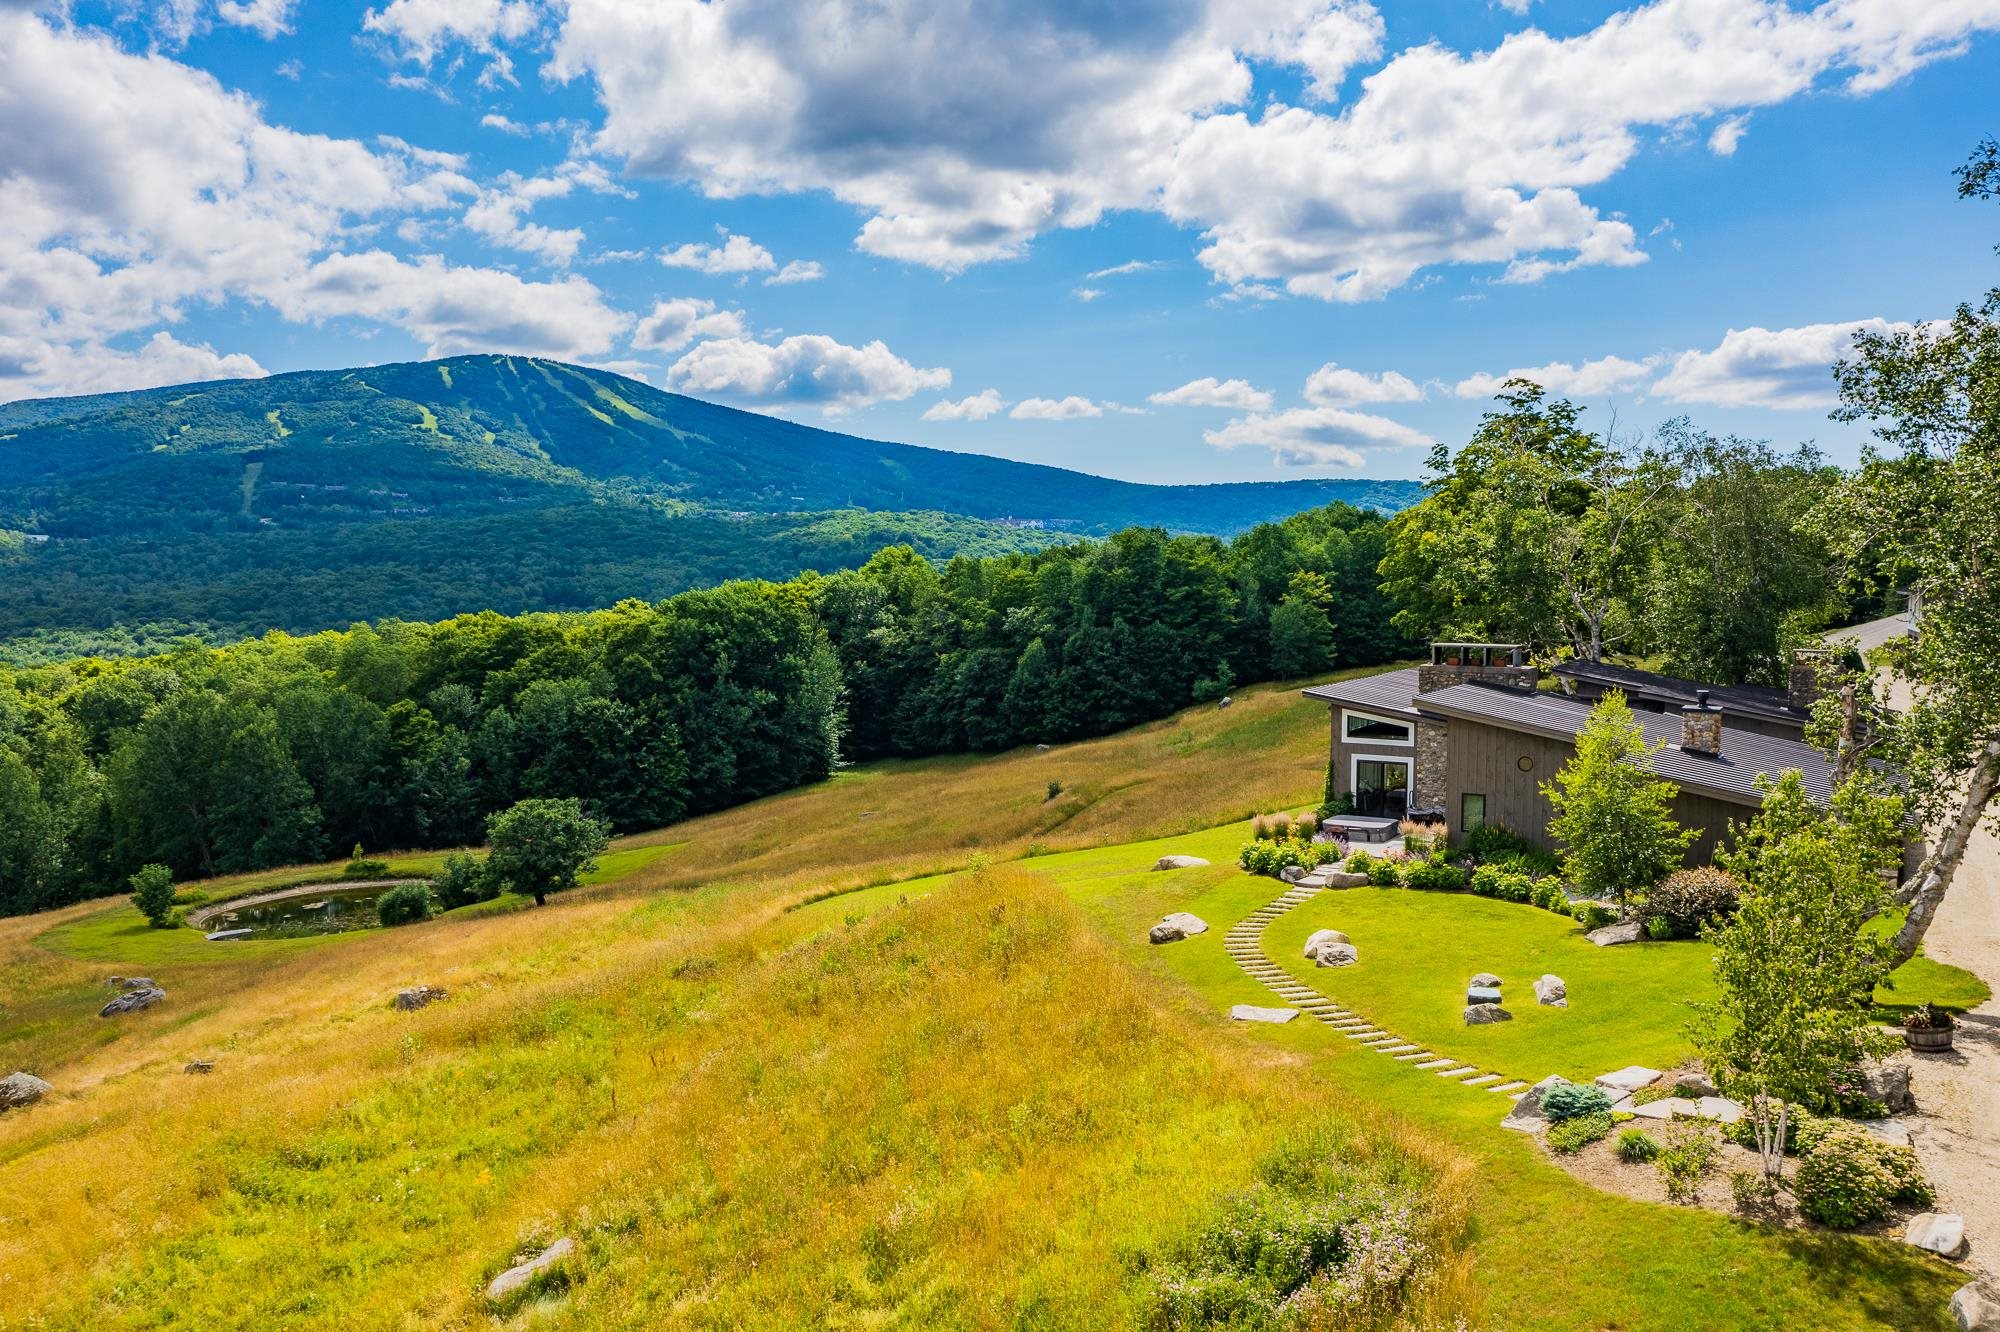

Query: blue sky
[2,0,1996,484]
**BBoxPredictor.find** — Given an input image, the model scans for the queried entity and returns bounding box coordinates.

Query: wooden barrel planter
[1904,1025,1954,1053]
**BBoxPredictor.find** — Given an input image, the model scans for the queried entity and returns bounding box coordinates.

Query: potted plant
[1903,1002,1956,1052]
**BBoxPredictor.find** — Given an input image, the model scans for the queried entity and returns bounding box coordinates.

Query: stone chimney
[1681,689,1722,757]
[1787,651,1827,712]
[1417,643,1538,695]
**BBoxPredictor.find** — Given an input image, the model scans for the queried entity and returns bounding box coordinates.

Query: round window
[1517,755,1535,772]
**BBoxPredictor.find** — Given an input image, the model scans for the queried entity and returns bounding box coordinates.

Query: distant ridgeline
[0,503,1406,914]
[0,355,1422,644]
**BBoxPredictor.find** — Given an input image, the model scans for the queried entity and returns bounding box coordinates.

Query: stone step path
[1223,882,1526,1101]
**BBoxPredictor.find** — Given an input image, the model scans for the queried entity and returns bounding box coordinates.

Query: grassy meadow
[0,671,1977,1329]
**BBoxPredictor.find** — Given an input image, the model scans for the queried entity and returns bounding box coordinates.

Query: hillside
[0,355,1420,643]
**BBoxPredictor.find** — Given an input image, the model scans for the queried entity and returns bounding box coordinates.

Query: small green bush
[1644,866,1741,939]
[129,863,177,929]
[1572,903,1617,930]
[376,882,437,927]
[1530,879,1571,913]
[432,853,498,910]
[1367,859,1402,887]
[344,857,392,878]
[1794,1128,1933,1228]
[1238,839,1325,878]
[1542,1084,1614,1123]
[1730,1169,1777,1207]
[1046,779,1063,801]
[1548,1112,1614,1154]
[1343,849,1375,873]
[1616,1129,1660,1163]
[1656,1120,1720,1204]
[1402,859,1469,891]
[1461,822,1533,862]
[1645,916,1673,940]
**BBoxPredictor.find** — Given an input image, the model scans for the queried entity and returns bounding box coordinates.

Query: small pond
[199,881,421,940]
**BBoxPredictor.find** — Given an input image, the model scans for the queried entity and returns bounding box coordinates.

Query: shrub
[1046,780,1064,801]
[1645,916,1674,940]
[1530,879,1571,914]
[1268,814,1296,842]
[1542,1084,1614,1123]
[1489,846,1562,879]
[1572,903,1617,930]
[1402,859,1470,892]
[344,857,392,878]
[1794,1127,1932,1227]
[1344,849,1375,874]
[1461,821,1533,862]
[432,853,498,910]
[1319,792,1356,819]
[1367,859,1402,887]
[1548,1112,1614,1154]
[1399,819,1448,857]
[1238,839,1324,878]
[1903,1002,1956,1032]
[1644,866,1741,939]
[376,882,437,927]
[1616,1129,1660,1163]
[1293,811,1320,838]
[1656,1119,1720,1204]
[129,864,177,929]
[1730,1169,1777,1207]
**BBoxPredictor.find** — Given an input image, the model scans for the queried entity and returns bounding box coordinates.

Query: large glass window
[1354,758,1410,817]
[1343,710,1413,744]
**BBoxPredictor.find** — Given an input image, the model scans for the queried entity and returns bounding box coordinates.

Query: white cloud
[1302,362,1423,407]
[481,112,530,136]
[460,157,626,266]
[1452,354,1660,400]
[1010,396,1105,420]
[1072,286,1104,302]
[1204,406,1432,467]
[1149,376,1273,411]
[549,0,2000,297]
[1496,0,1535,13]
[0,330,266,400]
[660,230,776,275]
[665,333,948,415]
[1709,115,1748,156]
[922,388,1007,421]
[216,0,297,38]
[1087,259,1163,279]
[764,258,823,285]
[1652,319,1920,409]
[363,0,537,63]
[630,297,745,352]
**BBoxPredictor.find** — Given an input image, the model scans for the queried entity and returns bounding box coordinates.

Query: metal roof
[1300,666,1425,718]
[1549,660,1804,725]
[1415,682,1833,806]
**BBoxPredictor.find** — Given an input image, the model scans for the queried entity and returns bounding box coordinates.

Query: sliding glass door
[1353,758,1411,817]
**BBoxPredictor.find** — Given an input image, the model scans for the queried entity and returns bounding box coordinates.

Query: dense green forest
[0,502,1405,914]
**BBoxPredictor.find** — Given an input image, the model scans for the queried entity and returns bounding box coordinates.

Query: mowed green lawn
[803,823,1978,1331]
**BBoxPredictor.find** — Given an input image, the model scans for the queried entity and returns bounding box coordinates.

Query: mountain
[0,355,1423,643]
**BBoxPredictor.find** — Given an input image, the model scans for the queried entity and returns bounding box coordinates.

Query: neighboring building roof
[1550,660,1805,727]
[1300,666,1424,719]
[1415,682,1833,806]
[1826,611,1916,653]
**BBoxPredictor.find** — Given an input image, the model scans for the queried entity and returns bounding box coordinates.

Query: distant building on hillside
[1302,643,1921,875]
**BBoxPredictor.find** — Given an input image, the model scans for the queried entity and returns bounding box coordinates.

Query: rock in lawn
[1860,1058,1916,1115]
[394,985,447,1012]
[1218,696,1233,709]
[1034,743,1051,752]
[1586,920,1643,947]
[100,986,165,1018]
[1470,972,1501,988]
[1279,866,1307,884]
[487,1237,575,1303]
[1907,1213,1969,1260]
[1148,913,1208,945]
[1313,943,1358,968]
[1466,985,1503,1006]
[184,1059,214,1075]
[1152,855,1210,871]
[1302,929,1350,961]
[120,977,156,992]
[1595,1065,1661,1095]
[1673,1071,1718,1098]
[1535,974,1568,1007]
[0,1072,51,1110]
[1501,1075,1572,1131]
[1230,1005,1299,1025]
[1952,1278,2000,1330]
[1321,872,1371,890]
[1464,1004,1513,1025]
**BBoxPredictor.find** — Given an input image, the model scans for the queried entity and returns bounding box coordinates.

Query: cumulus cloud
[1149,376,1273,410]
[1452,354,1660,400]
[1010,396,1105,420]
[1302,362,1423,407]
[1204,407,1432,467]
[460,158,626,266]
[665,333,948,415]
[363,0,537,63]
[0,330,266,401]
[481,112,530,136]
[660,230,776,275]
[1709,115,1748,156]
[1652,319,1919,409]
[630,297,745,352]
[764,258,823,285]
[216,0,297,38]
[922,388,1006,421]
[548,0,2000,297]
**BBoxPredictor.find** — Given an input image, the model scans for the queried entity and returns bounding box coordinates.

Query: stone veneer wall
[1412,718,1451,813]
[1680,708,1722,756]
[1417,664,1539,695]
[1787,660,1823,711]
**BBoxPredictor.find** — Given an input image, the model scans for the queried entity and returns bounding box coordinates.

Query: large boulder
[1860,1058,1916,1115]
[1279,866,1307,884]
[1586,920,1644,947]
[0,1072,51,1111]
[394,986,448,1012]
[1673,1070,1718,1098]
[1501,1075,1572,1131]
[1148,913,1208,945]
[1464,1004,1513,1025]
[120,977,157,992]
[100,986,165,1018]
[1313,943,1359,968]
[1953,1279,2000,1331]
[1303,929,1350,961]
[1153,855,1210,871]
[486,1237,575,1304]
[1907,1213,1969,1260]
[1320,871,1371,890]
[1534,974,1568,1007]
[1470,972,1502,988]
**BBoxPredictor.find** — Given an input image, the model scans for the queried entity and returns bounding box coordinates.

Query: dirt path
[1906,822,2000,1274]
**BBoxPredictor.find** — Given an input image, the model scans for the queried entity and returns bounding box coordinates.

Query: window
[1342,710,1413,745]
[1352,757,1411,817]
[1461,793,1487,832]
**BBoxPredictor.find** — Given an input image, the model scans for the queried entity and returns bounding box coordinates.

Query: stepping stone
[1395,1051,1437,1061]
[1628,1097,1700,1121]
[1863,1119,1915,1147]
[1437,1066,1479,1079]
[1906,1213,1968,1259]
[1463,1074,1501,1087]
[1231,1005,1300,1025]
[1343,1029,1383,1040]
[1695,1096,1744,1124]
[1594,1065,1661,1094]
[1377,1043,1418,1055]
[1414,1058,1456,1070]
[1490,1081,1530,1095]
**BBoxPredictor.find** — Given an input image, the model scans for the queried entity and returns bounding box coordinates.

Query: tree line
[0,502,1404,915]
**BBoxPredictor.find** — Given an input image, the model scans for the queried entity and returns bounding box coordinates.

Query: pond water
[202,882,412,939]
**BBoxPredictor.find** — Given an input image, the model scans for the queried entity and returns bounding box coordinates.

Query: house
[1302,643,1913,871]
